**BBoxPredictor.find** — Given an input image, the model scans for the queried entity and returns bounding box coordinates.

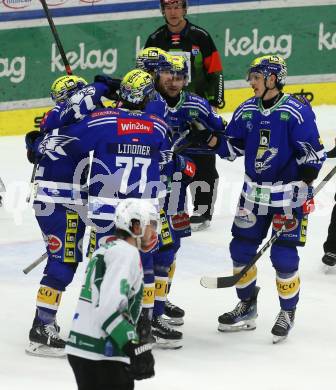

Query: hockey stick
[200,165,336,289]
[40,0,72,76]
[23,252,48,275]
[26,0,73,204]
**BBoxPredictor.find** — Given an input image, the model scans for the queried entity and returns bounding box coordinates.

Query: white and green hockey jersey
[66,239,144,363]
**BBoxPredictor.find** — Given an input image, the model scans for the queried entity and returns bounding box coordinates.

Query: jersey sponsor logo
[272,214,298,232]
[38,134,79,161]
[191,45,200,56]
[47,235,62,253]
[98,235,118,247]
[280,112,290,121]
[242,111,253,120]
[91,110,119,118]
[172,212,190,231]
[149,114,166,126]
[117,118,153,135]
[234,207,257,229]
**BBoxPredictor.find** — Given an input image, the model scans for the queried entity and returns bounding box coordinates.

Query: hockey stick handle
[40,0,72,75]
[26,162,38,203]
[23,252,48,274]
[201,165,336,289]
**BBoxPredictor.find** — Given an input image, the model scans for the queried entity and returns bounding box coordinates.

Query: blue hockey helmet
[248,55,287,89]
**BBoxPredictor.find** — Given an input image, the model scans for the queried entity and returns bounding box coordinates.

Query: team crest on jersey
[38,134,79,161]
[234,207,257,229]
[188,109,199,118]
[254,129,277,173]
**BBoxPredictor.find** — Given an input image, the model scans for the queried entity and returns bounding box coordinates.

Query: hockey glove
[186,120,219,148]
[25,130,43,164]
[175,155,196,184]
[291,184,315,217]
[94,74,121,100]
[123,340,155,380]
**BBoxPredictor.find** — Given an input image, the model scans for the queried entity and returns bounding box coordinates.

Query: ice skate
[322,252,336,273]
[271,308,296,344]
[218,286,260,332]
[152,316,183,349]
[163,299,185,326]
[190,214,211,232]
[26,323,66,358]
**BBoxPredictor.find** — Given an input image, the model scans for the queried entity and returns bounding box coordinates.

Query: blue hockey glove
[291,184,315,217]
[186,119,219,148]
[94,74,121,99]
[25,130,43,164]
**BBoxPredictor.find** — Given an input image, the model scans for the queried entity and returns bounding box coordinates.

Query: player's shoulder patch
[149,114,167,127]
[187,92,205,104]
[91,109,120,118]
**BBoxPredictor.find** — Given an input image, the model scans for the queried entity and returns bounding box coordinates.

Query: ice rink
[1,105,336,390]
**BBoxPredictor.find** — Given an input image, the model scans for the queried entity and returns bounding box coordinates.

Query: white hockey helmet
[115,198,160,238]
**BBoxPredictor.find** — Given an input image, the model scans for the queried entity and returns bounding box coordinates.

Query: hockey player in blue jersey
[150,54,225,334]
[25,75,92,358]
[187,55,325,343]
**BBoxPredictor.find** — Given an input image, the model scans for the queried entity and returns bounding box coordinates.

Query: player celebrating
[25,74,91,358]
[66,198,159,390]
[188,55,326,343]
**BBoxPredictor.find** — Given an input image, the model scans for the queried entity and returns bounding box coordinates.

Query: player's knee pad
[41,261,78,291]
[142,282,155,310]
[276,270,300,310]
[154,275,169,303]
[230,237,259,265]
[270,244,299,274]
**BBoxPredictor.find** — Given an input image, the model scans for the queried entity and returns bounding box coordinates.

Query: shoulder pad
[290,93,312,107]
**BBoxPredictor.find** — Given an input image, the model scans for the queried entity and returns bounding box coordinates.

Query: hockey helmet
[50,75,88,103]
[247,55,287,89]
[115,198,160,252]
[119,69,155,105]
[168,55,189,84]
[136,47,172,74]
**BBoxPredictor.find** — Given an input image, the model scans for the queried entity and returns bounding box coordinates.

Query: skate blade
[218,319,256,332]
[25,342,66,358]
[272,334,288,344]
[191,221,210,232]
[162,316,184,326]
[152,336,183,350]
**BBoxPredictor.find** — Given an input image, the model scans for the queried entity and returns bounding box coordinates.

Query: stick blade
[200,276,219,289]
[200,274,239,289]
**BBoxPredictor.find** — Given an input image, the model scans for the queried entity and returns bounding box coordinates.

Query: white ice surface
[1,105,336,390]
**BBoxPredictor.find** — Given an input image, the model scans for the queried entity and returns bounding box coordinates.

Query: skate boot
[151,316,183,349]
[164,299,185,326]
[26,322,66,358]
[218,286,260,332]
[190,214,211,232]
[271,308,296,344]
[322,252,336,267]
[137,309,155,344]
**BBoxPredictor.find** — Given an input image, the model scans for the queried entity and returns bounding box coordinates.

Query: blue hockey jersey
[41,83,168,133]
[36,108,171,220]
[216,94,326,208]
